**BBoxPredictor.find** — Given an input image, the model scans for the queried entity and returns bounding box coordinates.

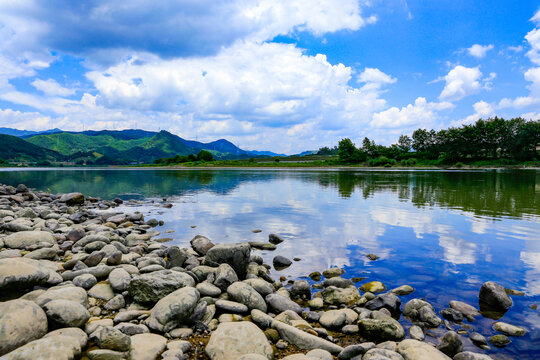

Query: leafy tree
[197,150,214,162]
[397,135,412,152]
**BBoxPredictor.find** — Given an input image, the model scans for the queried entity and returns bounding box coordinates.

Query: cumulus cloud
[31,79,76,97]
[452,101,495,126]
[371,97,453,129]
[467,44,494,58]
[439,66,483,101]
[0,0,372,63]
[85,41,391,132]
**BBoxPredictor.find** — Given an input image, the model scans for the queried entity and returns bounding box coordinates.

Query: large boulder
[227,282,267,312]
[205,322,273,360]
[190,235,215,255]
[0,299,48,356]
[204,243,251,279]
[2,333,83,360]
[214,263,238,291]
[130,333,167,360]
[0,257,56,291]
[146,287,200,332]
[403,299,442,327]
[266,294,302,314]
[128,270,196,303]
[35,286,88,308]
[3,231,56,249]
[397,339,451,360]
[357,318,405,341]
[365,292,401,313]
[321,286,361,306]
[43,300,90,328]
[479,281,512,310]
[59,192,85,205]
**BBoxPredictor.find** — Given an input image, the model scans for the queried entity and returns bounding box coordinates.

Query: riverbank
[0,183,533,359]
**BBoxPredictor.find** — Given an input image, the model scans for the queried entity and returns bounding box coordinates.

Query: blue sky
[0,0,539,153]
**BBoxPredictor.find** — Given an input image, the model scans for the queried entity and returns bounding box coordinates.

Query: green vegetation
[153,150,215,165]
[335,117,539,167]
[0,134,63,165]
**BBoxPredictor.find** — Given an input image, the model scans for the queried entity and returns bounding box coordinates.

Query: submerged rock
[357,318,405,341]
[479,281,512,310]
[403,299,442,328]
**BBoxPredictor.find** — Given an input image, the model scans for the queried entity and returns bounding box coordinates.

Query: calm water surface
[0,168,539,358]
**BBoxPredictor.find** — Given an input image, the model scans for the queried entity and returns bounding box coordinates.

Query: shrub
[368,156,396,167]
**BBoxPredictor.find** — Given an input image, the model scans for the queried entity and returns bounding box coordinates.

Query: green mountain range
[0,129,279,165]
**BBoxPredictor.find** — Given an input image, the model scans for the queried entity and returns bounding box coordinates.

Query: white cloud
[452,100,495,126]
[357,68,397,90]
[439,65,483,101]
[467,44,494,59]
[86,41,391,132]
[371,97,453,129]
[31,79,75,97]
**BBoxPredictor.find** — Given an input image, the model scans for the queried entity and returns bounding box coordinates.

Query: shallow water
[1,168,539,358]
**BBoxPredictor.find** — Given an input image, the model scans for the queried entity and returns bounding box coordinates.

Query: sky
[1,0,540,154]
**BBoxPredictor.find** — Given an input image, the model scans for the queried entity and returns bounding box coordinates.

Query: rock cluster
[0,183,527,359]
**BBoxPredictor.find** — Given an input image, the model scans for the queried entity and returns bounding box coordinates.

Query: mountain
[0,134,62,164]
[246,150,286,157]
[0,127,62,137]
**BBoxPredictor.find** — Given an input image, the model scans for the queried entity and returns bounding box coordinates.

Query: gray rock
[59,192,85,205]
[453,351,494,360]
[489,334,510,347]
[36,286,88,308]
[268,234,284,244]
[273,255,292,268]
[95,326,131,352]
[390,285,415,296]
[43,299,90,328]
[290,280,311,299]
[365,292,401,313]
[4,231,56,249]
[409,325,424,341]
[479,281,512,310]
[114,322,149,336]
[322,268,344,278]
[266,294,302,314]
[44,327,88,348]
[2,333,83,360]
[397,339,451,360]
[403,299,442,327]
[214,263,239,291]
[436,331,462,357]
[338,343,376,360]
[440,308,464,322]
[323,277,354,288]
[73,274,98,289]
[319,310,347,329]
[227,282,267,312]
[190,235,215,255]
[306,349,333,360]
[130,333,167,360]
[0,249,21,259]
[197,282,222,297]
[363,348,404,360]
[321,286,361,306]
[357,318,405,341]
[204,243,251,279]
[0,257,54,290]
[169,328,193,339]
[272,317,343,354]
[146,287,200,332]
[24,247,57,260]
[84,251,105,267]
[215,299,249,313]
[86,319,114,334]
[449,301,480,317]
[492,321,527,336]
[469,332,487,346]
[0,299,48,356]
[86,349,127,360]
[206,322,273,360]
[105,295,126,311]
[88,282,115,301]
[166,246,188,268]
[109,268,131,292]
[128,270,195,303]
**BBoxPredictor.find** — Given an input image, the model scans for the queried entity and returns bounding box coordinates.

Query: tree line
[331,117,539,165]
[153,150,215,165]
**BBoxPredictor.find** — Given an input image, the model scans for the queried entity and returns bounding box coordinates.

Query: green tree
[197,150,214,162]
[397,135,412,153]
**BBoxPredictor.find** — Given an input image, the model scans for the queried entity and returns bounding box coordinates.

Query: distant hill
[0,134,62,164]
[246,150,286,157]
[0,127,62,137]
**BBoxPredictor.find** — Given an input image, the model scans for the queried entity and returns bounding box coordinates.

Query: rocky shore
[0,183,529,359]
